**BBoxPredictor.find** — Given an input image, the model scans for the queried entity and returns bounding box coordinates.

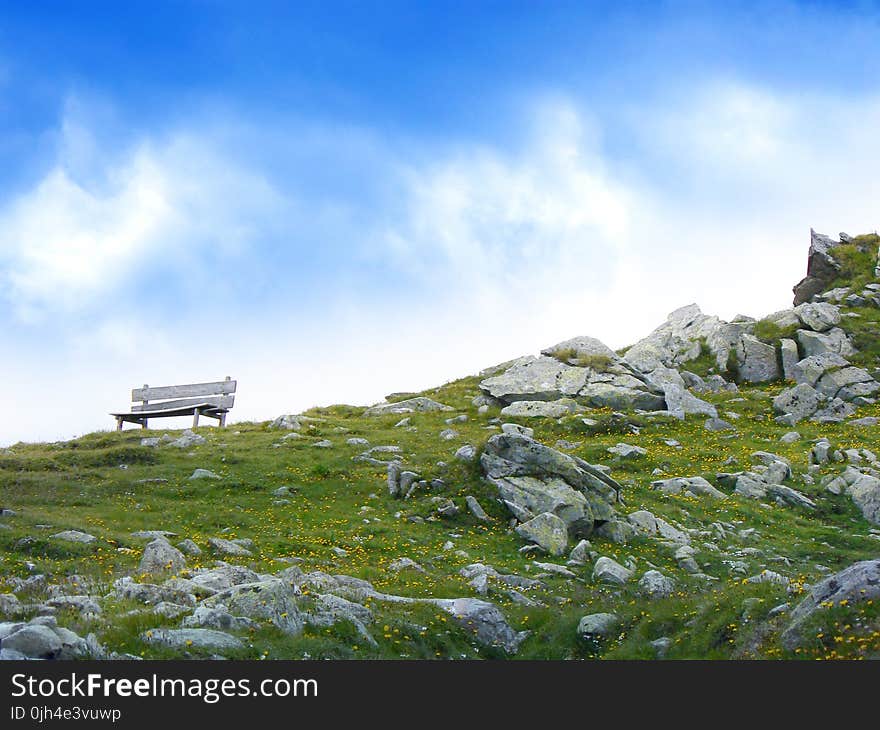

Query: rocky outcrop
[364,397,453,416]
[793,229,843,305]
[480,433,621,553]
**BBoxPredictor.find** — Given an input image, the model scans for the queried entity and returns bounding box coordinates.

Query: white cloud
[3,82,880,446]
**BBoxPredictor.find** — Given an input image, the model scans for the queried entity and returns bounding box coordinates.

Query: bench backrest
[130,377,237,413]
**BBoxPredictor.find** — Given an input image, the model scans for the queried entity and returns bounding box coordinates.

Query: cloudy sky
[1,1,879,445]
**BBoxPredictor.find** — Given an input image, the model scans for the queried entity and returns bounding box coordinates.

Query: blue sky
[1,1,879,444]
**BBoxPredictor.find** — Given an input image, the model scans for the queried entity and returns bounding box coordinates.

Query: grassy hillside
[1,240,879,661]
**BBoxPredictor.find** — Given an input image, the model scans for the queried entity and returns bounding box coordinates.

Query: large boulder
[138,538,187,576]
[793,230,843,305]
[796,328,856,358]
[514,512,569,556]
[734,334,780,383]
[481,433,620,539]
[201,578,305,635]
[431,598,526,654]
[782,560,880,649]
[772,383,822,423]
[141,628,243,652]
[794,302,841,332]
[846,474,880,525]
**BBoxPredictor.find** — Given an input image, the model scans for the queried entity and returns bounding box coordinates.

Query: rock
[772,383,821,423]
[815,366,878,400]
[577,613,619,638]
[140,437,160,447]
[811,398,856,423]
[500,400,582,418]
[465,496,490,522]
[388,557,426,574]
[848,417,878,427]
[542,336,618,363]
[592,556,632,585]
[188,565,260,593]
[50,530,96,544]
[138,538,187,576]
[638,570,675,598]
[846,474,880,525]
[661,383,718,418]
[201,579,303,634]
[270,414,306,430]
[501,423,534,438]
[792,352,849,386]
[606,443,647,458]
[480,355,572,403]
[767,485,816,510]
[141,628,243,652]
[169,429,206,449]
[515,513,569,556]
[481,433,620,536]
[387,463,401,497]
[0,624,63,658]
[364,397,453,416]
[793,229,843,305]
[189,469,221,480]
[208,538,253,557]
[705,417,736,432]
[782,559,880,649]
[780,339,800,381]
[795,302,841,332]
[346,437,369,446]
[735,334,780,383]
[780,431,801,444]
[182,606,256,632]
[652,476,725,499]
[313,440,333,448]
[455,445,477,461]
[430,597,525,653]
[568,539,592,565]
[439,429,458,441]
[431,497,459,518]
[594,519,636,544]
[797,328,856,358]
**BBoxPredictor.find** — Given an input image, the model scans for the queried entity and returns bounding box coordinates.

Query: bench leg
[219,412,227,428]
[193,409,200,429]
[116,417,123,432]
[142,419,148,429]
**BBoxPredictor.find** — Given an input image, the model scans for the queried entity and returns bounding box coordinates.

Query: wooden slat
[131,395,234,413]
[132,379,236,402]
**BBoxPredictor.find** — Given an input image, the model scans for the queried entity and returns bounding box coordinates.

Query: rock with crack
[201,579,304,635]
[796,328,856,358]
[772,383,822,424]
[735,334,780,384]
[577,612,619,638]
[794,302,841,332]
[592,556,632,585]
[846,474,880,525]
[481,433,620,545]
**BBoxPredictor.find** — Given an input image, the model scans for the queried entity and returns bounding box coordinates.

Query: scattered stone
[50,530,96,544]
[189,469,221,480]
[515,513,569,556]
[705,417,736,432]
[388,558,426,574]
[176,539,202,557]
[141,628,243,652]
[208,538,253,557]
[455,445,477,462]
[465,496,490,522]
[638,570,675,598]
[364,397,453,416]
[577,613,619,638]
[138,538,187,576]
[169,430,206,449]
[606,443,646,458]
[592,556,632,585]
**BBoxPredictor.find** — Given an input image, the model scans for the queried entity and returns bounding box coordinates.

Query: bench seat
[111,378,235,430]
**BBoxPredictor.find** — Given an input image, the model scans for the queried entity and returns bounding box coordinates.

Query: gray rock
[364,397,453,416]
[430,597,526,653]
[388,557,426,574]
[140,437,160,447]
[169,429,206,449]
[568,539,592,565]
[594,519,636,544]
[138,538,187,576]
[592,556,632,585]
[846,474,880,525]
[313,440,333,448]
[606,443,647,458]
[792,352,850,386]
[455,445,477,462]
[50,530,96,544]
[735,334,780,383]
[795,302,841,332]
[782,559,880,649]
[1,624,63,658]
[652,476,725,499]
[201,579,304,634]
[500,400,582,418]
[346,437,369,446]
[767,484,816,510]
[577,612,619,638]
[182,606,256,632]
[501,423,534,438]
[438,429,458,441]
[848,417,878,427]
[797,327,857,359]
[705,417,736,432]
[189,469,221,480]
[542,336,618,363]
[780,431,801,444]
[780,339,800,381]
[772,383,822,423]
[141,628,243,652]
[465,496,490,522]
[208,538,253,557]
[515,512,569,556]
[661,383,718,418]
[638,570,675,598]
[815,366,878,400]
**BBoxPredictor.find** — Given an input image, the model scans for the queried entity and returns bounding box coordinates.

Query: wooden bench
[111,377,236,430]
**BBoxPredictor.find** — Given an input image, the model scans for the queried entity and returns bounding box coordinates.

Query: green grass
[2,242,879,661]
